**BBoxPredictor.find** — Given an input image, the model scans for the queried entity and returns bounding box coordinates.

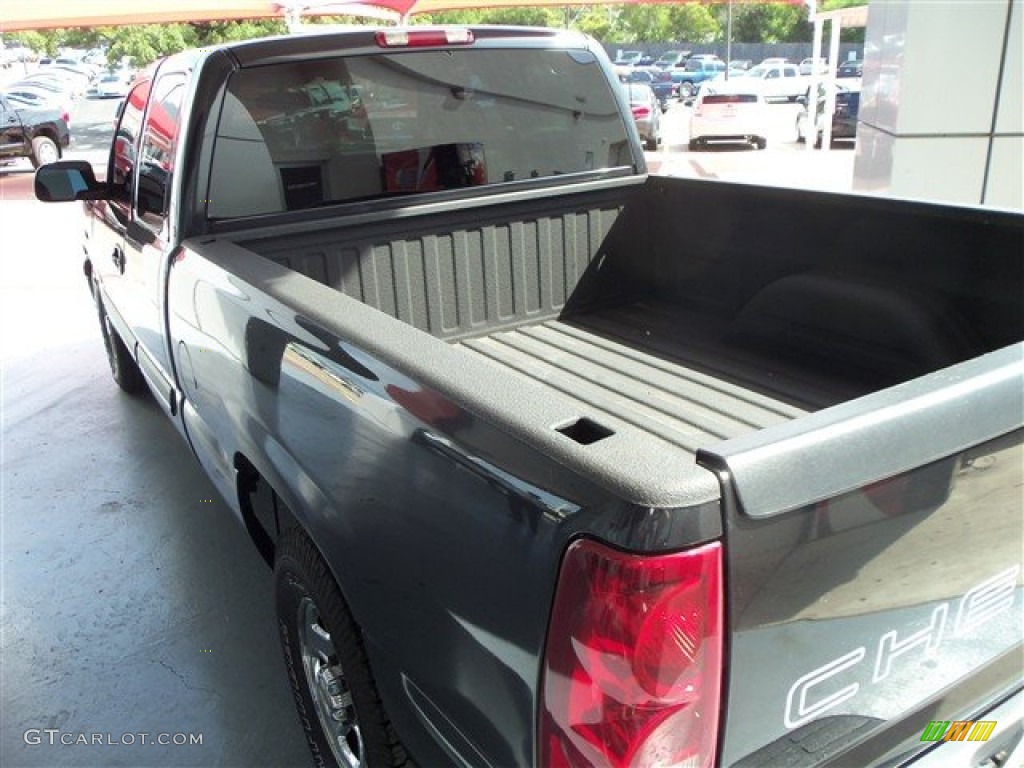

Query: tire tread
[277,528,414,768]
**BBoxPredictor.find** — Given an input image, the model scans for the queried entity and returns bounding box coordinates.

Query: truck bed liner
[458,301,808,453]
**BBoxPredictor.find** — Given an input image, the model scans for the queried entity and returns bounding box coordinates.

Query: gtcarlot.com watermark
[24,729,203,747]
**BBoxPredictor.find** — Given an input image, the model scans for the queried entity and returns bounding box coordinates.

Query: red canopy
[1,0,800,32]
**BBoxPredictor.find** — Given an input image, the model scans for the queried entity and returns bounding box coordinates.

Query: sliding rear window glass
[208,48,634,218]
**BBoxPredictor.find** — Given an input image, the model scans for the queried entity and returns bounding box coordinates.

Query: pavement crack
[154,659,221,699]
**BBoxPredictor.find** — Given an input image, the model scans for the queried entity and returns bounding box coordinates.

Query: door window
[110,80,151,209]
[136,75,186,232]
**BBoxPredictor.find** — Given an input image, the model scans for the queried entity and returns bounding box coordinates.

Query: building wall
[853,0,1022,209]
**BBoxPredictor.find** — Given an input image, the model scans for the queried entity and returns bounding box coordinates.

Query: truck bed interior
[236,176,1023,449]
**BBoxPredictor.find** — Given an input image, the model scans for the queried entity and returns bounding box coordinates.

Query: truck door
[91,78,151,373]
[118,71,187,416]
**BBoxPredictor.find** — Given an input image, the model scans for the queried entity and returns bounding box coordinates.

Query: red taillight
[374,28,474,48]
[541,539,723,768]
[631,105,651,120]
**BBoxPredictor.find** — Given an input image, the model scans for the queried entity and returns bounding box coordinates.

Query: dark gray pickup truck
[36,26,1023,768]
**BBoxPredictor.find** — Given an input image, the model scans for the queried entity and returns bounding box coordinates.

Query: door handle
[111,246,125,274]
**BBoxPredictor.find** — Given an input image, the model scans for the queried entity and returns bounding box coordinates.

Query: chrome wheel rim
[36,141,58,166]
[298,597,364,768]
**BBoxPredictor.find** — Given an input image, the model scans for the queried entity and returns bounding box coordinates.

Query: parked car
[1,44,35,65]
[22,72,86,99]
[758,57,789,67]
[2,91,51,110]
[836,59,863,78]
[7,78,77,103]
[675,57,727,100]
[796,83,861,147]
[613,50,644,66]
[731,62,808,101]
[624,81,662,149]
[689,80,768,150]
[50,64,95,84]
[2,86,71,116]
[618,67,674,111]
[728,59,753,71]
[0,93,70,167]
[95,72,132,99]
[653,49,691,69]
[799,57,829,75]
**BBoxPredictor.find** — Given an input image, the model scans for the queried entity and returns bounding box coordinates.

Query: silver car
[623,82,662,151]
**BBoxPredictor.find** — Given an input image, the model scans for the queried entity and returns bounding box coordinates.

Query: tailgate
[699,344,1024,766]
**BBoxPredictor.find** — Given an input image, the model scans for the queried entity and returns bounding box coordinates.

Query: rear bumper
[690,116,764,142]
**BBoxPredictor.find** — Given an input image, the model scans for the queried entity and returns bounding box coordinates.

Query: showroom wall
[853,0,1022,209]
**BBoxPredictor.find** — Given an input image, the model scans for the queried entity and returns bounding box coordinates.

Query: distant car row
[619,57,862,154]
[688,78,860,152]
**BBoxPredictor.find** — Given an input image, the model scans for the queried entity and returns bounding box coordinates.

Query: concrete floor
[1,202,311,766]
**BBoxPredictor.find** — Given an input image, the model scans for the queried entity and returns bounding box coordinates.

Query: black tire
[276,528,412,768]
[755,137,767,150]
[30,136,60,168]
[96,294,146,394]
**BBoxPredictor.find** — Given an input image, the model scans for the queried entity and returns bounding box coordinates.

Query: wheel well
[235,454,296,569]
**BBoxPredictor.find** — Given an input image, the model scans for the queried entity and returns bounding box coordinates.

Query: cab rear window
[208,48,635,218]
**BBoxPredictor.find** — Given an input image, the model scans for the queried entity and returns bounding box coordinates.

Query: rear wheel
[96,293,146,394]
[755,137,767,150]
[276,528,413,768]
[30,136,59,168]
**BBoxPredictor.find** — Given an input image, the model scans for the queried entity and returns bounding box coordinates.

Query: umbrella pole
[725,0,733,80]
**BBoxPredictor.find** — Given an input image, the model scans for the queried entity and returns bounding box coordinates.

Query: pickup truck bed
[231,175,1017,465]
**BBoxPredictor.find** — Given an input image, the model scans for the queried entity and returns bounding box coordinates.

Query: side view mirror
[35,160,108,203]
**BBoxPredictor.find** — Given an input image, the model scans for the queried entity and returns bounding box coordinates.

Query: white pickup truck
[735,61,809,101]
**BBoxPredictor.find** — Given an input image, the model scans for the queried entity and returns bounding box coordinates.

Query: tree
[419,8,560,27]
[669,5,721,44]
[106,25,197,67]
[4,30,60,57]
[575,7,617,42]
[617,7,675,43]
[189,20,286,46]
[725,4,807,43]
